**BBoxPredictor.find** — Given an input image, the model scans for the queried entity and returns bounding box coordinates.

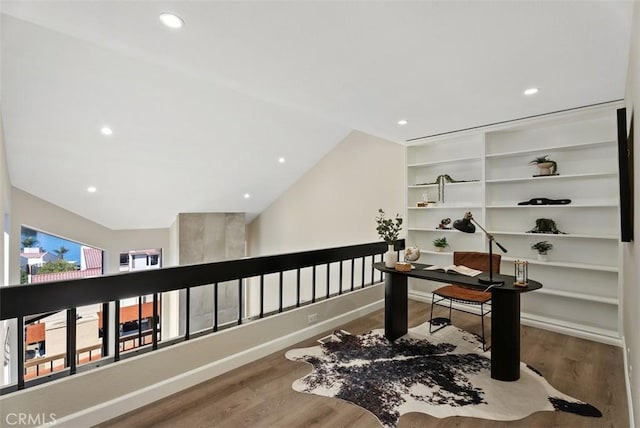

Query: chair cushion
[432,285,491,304]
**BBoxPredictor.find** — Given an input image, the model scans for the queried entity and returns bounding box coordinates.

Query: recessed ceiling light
[87,186,97,193]
[524,87,539,96]
[397,119,408,126]
[244,193,251,199]
[278,157,286,164]
[159,13,184,29]
[100,126,113,136]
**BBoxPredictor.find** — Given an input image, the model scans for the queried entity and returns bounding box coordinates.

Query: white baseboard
[408,290,622,347]
[53,298,384,428]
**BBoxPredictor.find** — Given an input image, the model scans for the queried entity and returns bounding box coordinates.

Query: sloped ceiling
[0,1,633,229]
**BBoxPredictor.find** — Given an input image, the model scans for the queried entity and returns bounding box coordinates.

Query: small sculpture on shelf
[432,237,449,252]
[529,155,558,176]
[531,241,553,262]
[414,174,479,203]
[527,218,565,234]
[437,217,452,229]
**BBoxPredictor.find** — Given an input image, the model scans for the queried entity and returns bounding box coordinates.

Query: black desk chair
[429,251,501,351]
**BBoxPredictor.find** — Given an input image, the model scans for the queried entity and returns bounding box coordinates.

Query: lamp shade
[453,212,476,233]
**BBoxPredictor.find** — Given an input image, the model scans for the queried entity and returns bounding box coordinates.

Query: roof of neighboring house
[20,252,47,259]
[31,268,102,284]
[83,247,102,269]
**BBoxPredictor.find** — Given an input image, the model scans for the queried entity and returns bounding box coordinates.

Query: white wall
[623,1,640,425]
[248,130,405,256]
[8,188,170,284]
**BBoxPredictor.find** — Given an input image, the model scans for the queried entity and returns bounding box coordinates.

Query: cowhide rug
[285,322,601,427]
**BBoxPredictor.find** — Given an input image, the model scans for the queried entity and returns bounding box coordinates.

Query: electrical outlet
[307,313,318,324]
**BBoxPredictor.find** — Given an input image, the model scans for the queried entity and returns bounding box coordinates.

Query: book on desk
[424,264,482,277]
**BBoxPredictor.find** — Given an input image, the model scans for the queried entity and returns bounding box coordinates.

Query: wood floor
[98,300,629,428]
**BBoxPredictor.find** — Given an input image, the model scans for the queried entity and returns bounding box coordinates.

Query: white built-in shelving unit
[405,102,623,345]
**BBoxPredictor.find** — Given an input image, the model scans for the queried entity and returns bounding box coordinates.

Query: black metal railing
[0,240,403,394]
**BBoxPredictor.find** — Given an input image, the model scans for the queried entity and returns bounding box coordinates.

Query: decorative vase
[384,244,397,268]
[537,253,548,262]
[536,162,555,176]
[435,247,444,252]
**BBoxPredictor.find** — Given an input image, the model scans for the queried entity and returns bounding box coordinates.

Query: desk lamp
[453,211,507,285]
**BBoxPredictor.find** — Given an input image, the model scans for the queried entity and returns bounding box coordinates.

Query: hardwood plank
[98,300,628,428]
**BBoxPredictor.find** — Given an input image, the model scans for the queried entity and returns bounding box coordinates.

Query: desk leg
[385,273,408,341]
[491,291,520,381]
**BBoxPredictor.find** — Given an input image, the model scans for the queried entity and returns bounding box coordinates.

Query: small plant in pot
[432,237,449,252]
[531,241,553,261]
[529,155,558,176]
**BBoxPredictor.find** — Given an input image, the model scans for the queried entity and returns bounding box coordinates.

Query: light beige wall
[0,114,10,287]
[248,130,405,256]
[9,188,170,284]
[623,1,640,425]
[0,112,12,387]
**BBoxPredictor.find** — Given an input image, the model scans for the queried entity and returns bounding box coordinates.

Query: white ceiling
[0,1,633,230]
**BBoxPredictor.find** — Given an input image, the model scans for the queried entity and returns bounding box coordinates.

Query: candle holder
[514,260,528,287]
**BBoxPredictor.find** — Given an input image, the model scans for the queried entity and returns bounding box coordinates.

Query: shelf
[408,181,481,188]
[408,228,464,233]
[486,202,618,209]
[489,231,618,240]
[485,140,616,159]
[408,204,482,210]
[407,156,481,168]
[533,288,618,306]
[418,250,453,256]
[501,256,618,272]
[485,172,616,184]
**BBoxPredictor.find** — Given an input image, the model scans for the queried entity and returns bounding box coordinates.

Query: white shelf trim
[486,202,618,209]
[485,139,616,159]
[533,288,619,305]
[485,172,616,184]
[407,156,481,168]
[408,205,482,210]
[408,181,481,189]
[489,230,618,240]
[501,256,618,272]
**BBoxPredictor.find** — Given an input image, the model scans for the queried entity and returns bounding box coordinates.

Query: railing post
[152,294,159,350]
[238,279,243,325]
[185,288,190,340]
[259,276,264,318]
[312,265,316,303]
[326,263,330,298]
[137,296,143,347]
[296,269,301,307]
[114,301,121,361]
[17,317,24,390]
[278,272,283,313]
[339,261,343,295]
[350,258,355,291]
[101,302,110,357]
[67,308,77,375]
[213,283,218,332]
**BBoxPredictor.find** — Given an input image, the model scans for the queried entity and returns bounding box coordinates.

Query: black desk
[373,262,542,382]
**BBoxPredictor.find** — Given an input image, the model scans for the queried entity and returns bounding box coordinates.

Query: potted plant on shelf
[531,241,553,261]
[432,237,449,252]
[376,209,403,267]
[529,155,558,176]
